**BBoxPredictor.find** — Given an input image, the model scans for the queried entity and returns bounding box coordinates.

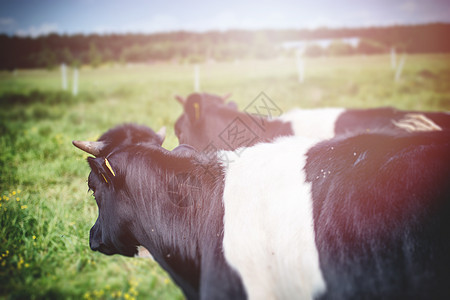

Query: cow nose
[90,239,101,251]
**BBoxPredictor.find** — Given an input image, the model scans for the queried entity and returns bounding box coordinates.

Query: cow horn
[175,95,186,104]
[72,140,105,156]
[223,92,232,100]
[156,126,166,143]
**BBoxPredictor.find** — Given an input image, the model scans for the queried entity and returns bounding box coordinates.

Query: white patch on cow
[221,137,326,300]
[135,246,154,260]
[279,108,345,139]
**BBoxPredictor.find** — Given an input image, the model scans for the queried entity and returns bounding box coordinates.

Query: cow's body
[74,124,450,300]
[175,93,447,150]
[282,106,448,139]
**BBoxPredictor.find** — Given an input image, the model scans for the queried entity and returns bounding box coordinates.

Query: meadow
[1,54,449,299]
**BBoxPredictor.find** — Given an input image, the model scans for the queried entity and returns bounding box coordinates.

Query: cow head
[174,92,238,150]
[73,124,167,257]
[73,123,165,157]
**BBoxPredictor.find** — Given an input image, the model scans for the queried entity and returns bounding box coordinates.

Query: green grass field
[1,54,449,299]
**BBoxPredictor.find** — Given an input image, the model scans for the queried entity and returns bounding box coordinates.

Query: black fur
[335,107,450,135]
[85,124,246,300]
[306,130,450,299]
[96,123,164,157]
[175,92,292,151]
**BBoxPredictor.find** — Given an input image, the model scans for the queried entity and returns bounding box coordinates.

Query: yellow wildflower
[129,287,138,296]
[33,235,36,240]
[21,205,27,209]
[12,191,16,195]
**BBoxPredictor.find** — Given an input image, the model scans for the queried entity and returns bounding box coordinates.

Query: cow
[73,123,450,300]
[174,92,447,151]
[174,92,293,151]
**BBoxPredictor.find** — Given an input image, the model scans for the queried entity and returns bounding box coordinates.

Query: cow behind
[174,92,292,151]
[174,92,448,150]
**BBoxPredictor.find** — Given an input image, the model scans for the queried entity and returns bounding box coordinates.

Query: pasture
[1,54,449,299]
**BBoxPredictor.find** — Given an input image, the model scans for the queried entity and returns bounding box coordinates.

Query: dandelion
[17,257,24,269]
[129,287,138,296]
[93,290,104,297]
[16,197,20,202]
[33,235,36,240]
[25,263,30,268]
[12,191,16,195]
[21,205,28,210]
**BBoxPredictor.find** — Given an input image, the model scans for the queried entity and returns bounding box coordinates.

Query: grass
[1,54,450,299]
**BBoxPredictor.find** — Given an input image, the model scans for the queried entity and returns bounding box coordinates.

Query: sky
[0,0,449,37]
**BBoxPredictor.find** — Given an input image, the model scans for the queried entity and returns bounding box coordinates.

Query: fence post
[390,47,397,70]
[194,64,200,92]
[395,55,406,82]
[72,68,79,96]
[61,63,67,90]
[296,49,304,83]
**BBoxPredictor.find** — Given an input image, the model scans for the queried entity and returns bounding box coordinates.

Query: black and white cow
[74,123,450,300]
[174,92,447,151]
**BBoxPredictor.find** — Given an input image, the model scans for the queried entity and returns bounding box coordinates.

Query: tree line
[1,23,449,70]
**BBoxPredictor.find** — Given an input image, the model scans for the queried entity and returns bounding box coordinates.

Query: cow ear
[175,94,186,105]
[185,93,203,124]
[227,101,238,110]
[87,157,116,184]
[156,126,166,144]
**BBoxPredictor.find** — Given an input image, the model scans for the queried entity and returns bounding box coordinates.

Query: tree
[89,42,102,68]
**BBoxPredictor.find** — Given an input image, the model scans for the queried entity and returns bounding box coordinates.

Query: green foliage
[89,43,103,68]
[357,39,387,55]
[0,55,449,299]
[2,24,450,69]
[327,40,355,56]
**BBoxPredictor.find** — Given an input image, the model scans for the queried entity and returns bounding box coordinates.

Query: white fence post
[395,55,406,82]
[194,64,200,92]
[61,63,67,90]
[72,68,79,96]
[390,47,397,70]
[296,49,304,83]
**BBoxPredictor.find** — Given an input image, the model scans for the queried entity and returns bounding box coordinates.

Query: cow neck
[134,149,226,298]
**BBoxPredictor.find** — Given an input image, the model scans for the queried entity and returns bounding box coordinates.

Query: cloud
[0,17,15,26]
[399,1,417,12]
[15,23,59,37]
[117,14,181,33]
[0,17,16,30]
